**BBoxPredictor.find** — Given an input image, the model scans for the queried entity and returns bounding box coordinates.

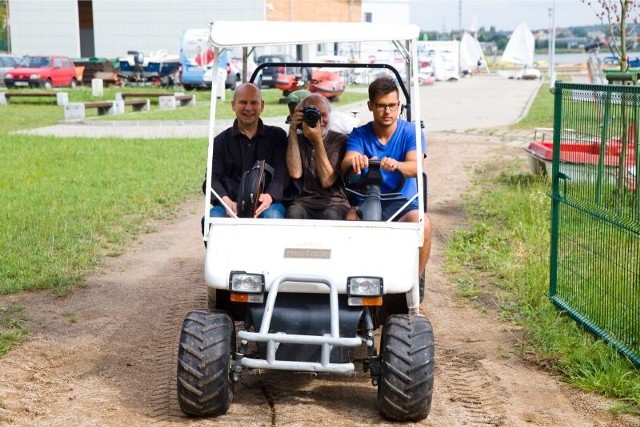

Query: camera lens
[303,105,321,128]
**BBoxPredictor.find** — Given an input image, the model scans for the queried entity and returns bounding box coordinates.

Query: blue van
[179,28,234,90]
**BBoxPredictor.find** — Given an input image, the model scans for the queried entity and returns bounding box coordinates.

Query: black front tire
[177,309,235,417]
[378,314,434,421]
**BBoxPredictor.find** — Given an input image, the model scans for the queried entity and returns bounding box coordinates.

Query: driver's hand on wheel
[350,154,369,175]
[380,156,400,173]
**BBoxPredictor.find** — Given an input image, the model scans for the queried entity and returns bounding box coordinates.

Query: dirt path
[1,127,638,426]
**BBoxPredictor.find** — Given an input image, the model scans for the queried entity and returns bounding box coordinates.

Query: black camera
[302,105,321,128]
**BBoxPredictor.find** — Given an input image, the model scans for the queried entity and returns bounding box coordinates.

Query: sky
[409,0,603,32]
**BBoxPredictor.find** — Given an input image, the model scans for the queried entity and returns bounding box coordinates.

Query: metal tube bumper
[237,274,364,373]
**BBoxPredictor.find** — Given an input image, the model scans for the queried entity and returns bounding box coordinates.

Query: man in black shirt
[205,83,288,219]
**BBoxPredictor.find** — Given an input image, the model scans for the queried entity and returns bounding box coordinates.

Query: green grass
[444,162,640,411]
[443,79,640,412]
[0,304,29,356]
[512,84,554,130]
[0,134,204,296]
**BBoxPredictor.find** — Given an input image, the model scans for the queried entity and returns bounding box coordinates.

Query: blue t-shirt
[346,120,426,200]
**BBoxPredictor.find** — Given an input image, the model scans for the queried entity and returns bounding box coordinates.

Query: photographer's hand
[302,121,324,147]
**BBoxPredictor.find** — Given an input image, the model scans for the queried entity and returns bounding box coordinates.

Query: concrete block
[0,93,7,106]
[159,95,177,110]
[115,92,124,101]
[91,79,104,97]
[64,103,86,120]
[56,92,69,106]
[216,68,226,100]
[113,100,125,115]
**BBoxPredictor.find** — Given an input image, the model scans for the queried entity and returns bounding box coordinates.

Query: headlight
[228,272,265,303]
[5,73,13,79]
[348,277,382,296]
[229,271,264,294]
[30,74,41,79]
[347,277,383,306]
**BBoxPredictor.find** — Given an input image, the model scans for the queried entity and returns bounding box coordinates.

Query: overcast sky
[409,0,602,32]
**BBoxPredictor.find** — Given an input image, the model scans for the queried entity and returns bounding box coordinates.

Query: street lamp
[548,0,556,87]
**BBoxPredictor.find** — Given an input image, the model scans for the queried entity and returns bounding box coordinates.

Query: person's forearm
[286,129,303,178]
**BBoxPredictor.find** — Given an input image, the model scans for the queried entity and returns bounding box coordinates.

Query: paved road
[16,74,543,139]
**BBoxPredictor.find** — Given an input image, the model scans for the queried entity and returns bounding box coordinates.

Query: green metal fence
[549,81,640,366]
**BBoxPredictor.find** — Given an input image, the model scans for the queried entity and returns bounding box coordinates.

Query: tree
[582,0,639,71]
[0,1,7,52]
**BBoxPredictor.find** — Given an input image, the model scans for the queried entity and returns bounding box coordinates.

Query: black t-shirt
[206,119,288,203]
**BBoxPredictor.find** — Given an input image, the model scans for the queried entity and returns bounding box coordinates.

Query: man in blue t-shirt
[341,75,431,292]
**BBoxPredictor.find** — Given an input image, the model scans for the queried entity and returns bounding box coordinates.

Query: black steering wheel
[344,159,405,221]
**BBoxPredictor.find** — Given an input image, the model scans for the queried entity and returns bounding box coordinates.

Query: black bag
[236,160,274,218]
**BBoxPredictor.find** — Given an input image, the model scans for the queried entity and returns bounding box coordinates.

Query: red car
[4,55,79,89]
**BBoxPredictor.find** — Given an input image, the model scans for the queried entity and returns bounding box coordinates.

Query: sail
[500,22,535,66]
[459,32,489,73]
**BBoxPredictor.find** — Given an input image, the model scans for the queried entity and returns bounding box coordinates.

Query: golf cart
[177,21,434,422]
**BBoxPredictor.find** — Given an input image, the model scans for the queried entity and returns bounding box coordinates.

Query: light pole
[548,0,556,87]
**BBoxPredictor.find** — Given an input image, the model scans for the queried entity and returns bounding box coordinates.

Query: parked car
[4,55,79,89]
[0,54,22,87]
[200,61,242,90]
[254,54,296,88]
[180,53,240,91]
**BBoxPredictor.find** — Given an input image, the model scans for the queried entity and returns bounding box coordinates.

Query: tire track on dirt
[147,257,206,424]
[436,347,507,426]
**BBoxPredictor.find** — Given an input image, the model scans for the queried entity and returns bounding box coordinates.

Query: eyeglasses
[372,102,400,112]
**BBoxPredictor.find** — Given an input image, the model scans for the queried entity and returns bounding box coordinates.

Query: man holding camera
[285,93,350,220]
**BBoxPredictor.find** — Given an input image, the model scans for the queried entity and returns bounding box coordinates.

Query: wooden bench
[64,98,151,121]
[0,91,68,106]
[83,101,117,116]
[123,98,150,112]
[117,92,172,100]
[115,91,195,109]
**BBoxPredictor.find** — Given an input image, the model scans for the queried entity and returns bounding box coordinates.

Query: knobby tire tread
[177,309,234,417]
[378,314,435,421]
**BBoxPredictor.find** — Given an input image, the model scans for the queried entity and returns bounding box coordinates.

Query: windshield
[19,56,52,68]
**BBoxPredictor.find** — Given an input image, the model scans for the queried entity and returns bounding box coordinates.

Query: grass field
[444,83,640,412]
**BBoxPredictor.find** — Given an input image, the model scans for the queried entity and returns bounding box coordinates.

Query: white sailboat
[459,32,489,75]
[501,22,541,80]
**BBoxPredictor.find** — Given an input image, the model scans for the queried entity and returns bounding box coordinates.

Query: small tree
[582,0,639,71]
[0,1,7,52]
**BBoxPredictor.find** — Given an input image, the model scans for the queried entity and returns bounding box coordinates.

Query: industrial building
[5,0,409,58]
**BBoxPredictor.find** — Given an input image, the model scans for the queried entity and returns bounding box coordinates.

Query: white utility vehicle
[176,20,434,422]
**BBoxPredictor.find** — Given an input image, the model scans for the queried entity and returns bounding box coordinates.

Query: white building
[7,0,264,57]
[362,0,410,24]
[6,0,410,58]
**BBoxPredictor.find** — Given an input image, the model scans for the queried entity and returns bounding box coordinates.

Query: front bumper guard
[236,274,367,373]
